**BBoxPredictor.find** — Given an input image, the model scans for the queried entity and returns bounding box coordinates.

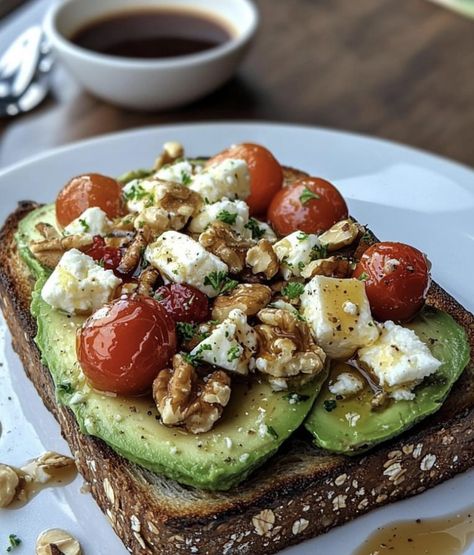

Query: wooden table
[1,0,473,168]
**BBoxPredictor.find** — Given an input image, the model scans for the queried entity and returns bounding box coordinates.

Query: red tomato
[86,236,122,273]
[268,177,348,235]
[353,242,430,322]
[155,283,209,323]
[207,143,283,216]
[56,173,124,227]
[77,295,176,395]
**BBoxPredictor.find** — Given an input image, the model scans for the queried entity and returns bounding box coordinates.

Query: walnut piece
[153,141,184,170]
[0,464,20,508]
[245,239,279,279]
[301,256,352,279]
[36,528,82,555]
[35,222,60,240]
[137,266,160,296]
[319,219,361,252]
[30,235,94,268]
[153,354,231,434]
[199,222,252,273]
[117,231,148,275]
[255,308,326,390]
[212,283,272,321]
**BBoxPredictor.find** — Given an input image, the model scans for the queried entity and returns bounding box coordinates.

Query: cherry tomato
[353,242,430,322]
[56,173,124,228]
[86,236,122,273]
[268,177,348,235]
[207,143,283,216]
[77,295,176,395]
[155,283,209,323]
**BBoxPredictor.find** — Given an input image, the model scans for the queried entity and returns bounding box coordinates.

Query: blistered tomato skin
[77,296,177,395]
[353,242,430,323]
[268,177,348,235]
[56,173,124,227]
[155,283,209,323]
[206,143,283,216]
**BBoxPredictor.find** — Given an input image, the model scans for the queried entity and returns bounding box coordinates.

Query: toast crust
[0,199,473,555]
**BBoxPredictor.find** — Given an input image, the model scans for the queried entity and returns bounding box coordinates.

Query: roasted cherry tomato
[155,283,209,323]
[77,295,176,395]
[207,143,283,216]
[56,173,124,228]
[268,177,348,235]
[86,236,122,273]
[353,242,430,322]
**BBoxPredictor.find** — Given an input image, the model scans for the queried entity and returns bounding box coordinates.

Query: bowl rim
[43,0,259,68]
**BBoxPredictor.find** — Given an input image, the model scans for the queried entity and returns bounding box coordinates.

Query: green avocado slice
[305,307,470,455]
[16,204,327,491]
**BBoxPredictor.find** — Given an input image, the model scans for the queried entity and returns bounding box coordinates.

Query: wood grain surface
[0,0,473,168]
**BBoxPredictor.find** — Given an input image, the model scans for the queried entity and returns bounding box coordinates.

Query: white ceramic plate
[0,122,472,555]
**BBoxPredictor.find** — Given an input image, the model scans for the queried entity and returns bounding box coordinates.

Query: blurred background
[0,0,473,168]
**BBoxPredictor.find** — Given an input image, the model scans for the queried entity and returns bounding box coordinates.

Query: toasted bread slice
[0,197,473,555]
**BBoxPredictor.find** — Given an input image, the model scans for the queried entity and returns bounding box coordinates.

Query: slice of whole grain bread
[0,197,473,555]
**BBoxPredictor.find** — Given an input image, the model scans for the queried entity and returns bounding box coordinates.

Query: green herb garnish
[244,218,266,240]
[310,244,328,260]
[176,322,197,342]
[217,210,237,225]
[357,272,369,282]
[267,426,279,439]
[6,535,21,552]
[79,219,90,232]
[204,271,238,294]
[227,345,241,362]
[297,232,309,241]
[57,382,74,395]
[181,170,192,185]
[323,399,337,412]
[281,282,305,300]
[299,187,320,205]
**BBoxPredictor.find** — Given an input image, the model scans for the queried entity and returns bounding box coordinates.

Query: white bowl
[44,0,258,111]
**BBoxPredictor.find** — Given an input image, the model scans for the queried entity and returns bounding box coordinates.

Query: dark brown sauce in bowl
[70,8,234,59]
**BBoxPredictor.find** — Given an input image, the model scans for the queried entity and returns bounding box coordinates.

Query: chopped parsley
[299,187,320,205]
[227,345,241,362]
[244,218,266,240]
[281,282,305,300]
[217,210,237,225]
[176,322,197,342]
[6,535,21,552]
[123,183,149,201]
[57,382,74,395]
[357,272,369,282]
[79,218,90,232]
[323,399,337,412]
[310,244,328,260]
[181,170,192,185]
[297,231,309,241]
[204,271,238,294]
[182,343,212,366]
[267,426,279,439]
[284,392,310,404]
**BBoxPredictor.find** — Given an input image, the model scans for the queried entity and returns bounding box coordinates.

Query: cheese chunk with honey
[300,276,379,359]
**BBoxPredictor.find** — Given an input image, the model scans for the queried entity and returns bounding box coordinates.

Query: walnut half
[245,239,279,279]
[255,308,326,391]
[199,222,252,274]
[153,354,231,434]
[212,283,272,321]
[301,256,352,279]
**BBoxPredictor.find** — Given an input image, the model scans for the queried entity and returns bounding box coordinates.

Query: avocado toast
[0,144,473,554]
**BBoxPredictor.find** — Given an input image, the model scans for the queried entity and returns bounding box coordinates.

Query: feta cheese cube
[122,179,157,212]
[300,276,379,359]
[273,231,324,279]
[358,320,442,399]
[41,249,121,315]
[145,231,228,297]
[188,198,249,235]
[189,159,250,203]
[328,371,364,398]
[190,309,257,374]
[155,160,194,185]
[242,218,277,243]
[63,207,112,237]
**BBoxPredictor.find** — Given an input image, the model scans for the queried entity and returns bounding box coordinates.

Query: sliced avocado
[305,307,470,455]
[17,205,327,490]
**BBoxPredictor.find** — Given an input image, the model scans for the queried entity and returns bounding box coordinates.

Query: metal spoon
[0,25,53,117]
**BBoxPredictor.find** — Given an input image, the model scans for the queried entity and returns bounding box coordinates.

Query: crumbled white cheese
[328,372,364,398]
[188,197,249,234]
[273,231,323,279]
[358,320,441,399]
[190,309,257,374]
[41,249,121,315]
[155,160,194,185]
[189,159,250,203]
[342,301,358,315]
[145,231,228,297]
[122,178,157,212]
[300,276,379,359]
[63,207,112,237]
